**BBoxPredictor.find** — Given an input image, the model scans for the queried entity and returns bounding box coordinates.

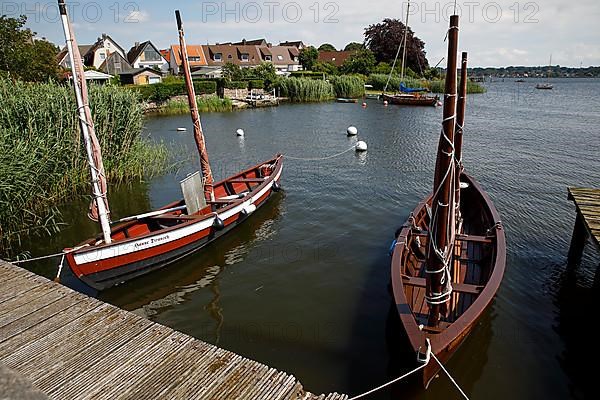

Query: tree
[299,46,318,71]
[373,62,392,74]
[0,15,59,82]
[318,43,337,52]
[221,62,243,81]
[312,61,339,76]
[253,62,278,88]
[344,42,365,52]
[341,49,376,75]
[364,18,429,74]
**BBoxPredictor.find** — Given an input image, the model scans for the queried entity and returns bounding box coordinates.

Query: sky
[4,0,599,67]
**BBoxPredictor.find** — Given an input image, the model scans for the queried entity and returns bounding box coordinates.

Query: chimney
[135,42,140,48]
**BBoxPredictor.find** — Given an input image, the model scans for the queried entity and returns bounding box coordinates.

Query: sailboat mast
[426,15,459,327]
[58,0,112,244]
[176,10,215,202]
[454,52,468,225]
[400,0,411,83]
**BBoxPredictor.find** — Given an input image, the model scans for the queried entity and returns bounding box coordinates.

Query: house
[318,51,356,67]
[127,41,168,72]
[119,68,163,85]
[267,45,302,75]
[233,39,268,46]
[99,52,134,75]
[168,44,208,75]
[57,34,126,70]
[84,34,126,69]
[279,41,306,50]
[204,44,264,67]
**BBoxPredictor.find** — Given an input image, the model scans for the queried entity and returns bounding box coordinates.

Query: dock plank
[568,187,600,248]
[0,260,346,399]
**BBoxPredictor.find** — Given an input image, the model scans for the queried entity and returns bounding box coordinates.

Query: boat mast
[426,15,459,327]
[58,0,112,244]
[176,10,215,202]
[383,0,411,93]
[399,0,411,84]
[454,52,468,227]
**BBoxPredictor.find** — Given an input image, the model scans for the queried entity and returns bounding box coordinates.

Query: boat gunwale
[391,172,506,357]
[68,154,283,255]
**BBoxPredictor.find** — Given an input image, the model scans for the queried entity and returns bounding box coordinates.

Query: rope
[285,145,356,161]
[347,339,470,400]
[12,252,67,264]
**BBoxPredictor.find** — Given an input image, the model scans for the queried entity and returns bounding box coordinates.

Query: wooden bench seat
[401,275,483,295]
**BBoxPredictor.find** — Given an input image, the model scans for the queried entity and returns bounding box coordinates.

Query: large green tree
[0,15,58,82]
[318,43,337,52]
[299,46,319,71]
[344,42,365,52]
[364,18,429,74]
[252,62,278,88]
[341,49,376,75]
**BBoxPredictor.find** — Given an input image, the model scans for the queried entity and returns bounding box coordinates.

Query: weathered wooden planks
[0,261,348,400]
[568,187,600,263]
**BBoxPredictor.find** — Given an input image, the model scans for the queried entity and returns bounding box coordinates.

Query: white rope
[431,351,470,400]
[285,145,356,161]
[12,252,67,264]
[347,339,431,400]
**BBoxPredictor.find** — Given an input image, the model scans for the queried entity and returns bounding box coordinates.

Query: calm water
[26,78,600,399]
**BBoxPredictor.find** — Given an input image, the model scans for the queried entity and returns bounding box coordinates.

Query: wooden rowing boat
[382,93,439,107]
[59,156,283,291]
[389,15,506,388]
[56,4,283,292]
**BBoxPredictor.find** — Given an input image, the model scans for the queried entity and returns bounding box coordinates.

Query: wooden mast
[176,10,214,202]
[58,0,112,244]
[426,15,459,327]
[454,52,468,225]
[399,0,411,84]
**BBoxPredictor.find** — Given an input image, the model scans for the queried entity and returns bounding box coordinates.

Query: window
[214,53,222,61]
[277,55,284,61]
[143,49,161,61]
[188,56,201,62]
[265,55,272,61]
[241,53,249,62]
[228,54,232,59]
[114,62,121,71]
[99,53,106,60]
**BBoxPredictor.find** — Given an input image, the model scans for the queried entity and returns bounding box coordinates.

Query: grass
[275,77,335,102]
[0,77,169,254]
[330,76,365,98]
[151,95,234,115]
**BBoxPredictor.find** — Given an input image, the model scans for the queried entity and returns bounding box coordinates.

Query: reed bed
[428,79,486,94]
[0,77,168,252]
[152,95,233,115]
[330,76,365,98]
[367,74,486,94]
[276,78,335,102]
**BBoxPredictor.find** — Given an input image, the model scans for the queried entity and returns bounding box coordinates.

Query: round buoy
[383,100,389,106]
[356,141,368,152]
[436,101,443,107]
[212,216,225,231]
[362,102,367,108]
[176,127,187,132]
[272,181,282,192]
[236,129,245,137]
[347,126,358,136]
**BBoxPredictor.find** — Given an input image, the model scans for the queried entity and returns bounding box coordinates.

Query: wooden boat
[382,93,439,107]
[535,55,554,90]
[56,4,283,292]
[389,15,506,388]
[336,98,358,103]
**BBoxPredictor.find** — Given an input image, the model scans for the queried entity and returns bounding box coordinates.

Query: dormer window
[228,54,232,59]
[241,53,249,62]
[277,55,284,61]
[214,53,222,61]
[188,56,201,62]
[265,55,272,61]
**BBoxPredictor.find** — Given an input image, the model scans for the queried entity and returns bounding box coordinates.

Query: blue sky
[4,0,599,67]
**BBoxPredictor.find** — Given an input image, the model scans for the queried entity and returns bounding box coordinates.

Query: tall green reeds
[330,76,365,98]
[0,77,168,252]
[276,77,335,102]
[152,95,233,115]
[368,73,486,94]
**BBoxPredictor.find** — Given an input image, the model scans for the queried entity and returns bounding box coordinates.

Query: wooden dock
[0,260,348,400]
[567,187,600,263]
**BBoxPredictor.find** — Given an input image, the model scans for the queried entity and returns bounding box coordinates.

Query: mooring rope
[284,144,357,161]
[347,339,469,400]
[11,252,67,264]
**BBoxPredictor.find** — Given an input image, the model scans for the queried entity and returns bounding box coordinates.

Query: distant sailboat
[382,0,439,106]
[536,55,554,90]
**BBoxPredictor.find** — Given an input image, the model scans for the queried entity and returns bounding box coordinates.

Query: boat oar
[110,205,187,225]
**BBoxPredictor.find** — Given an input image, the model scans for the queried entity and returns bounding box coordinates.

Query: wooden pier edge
[567,187,600,264]
[0,260,348,400]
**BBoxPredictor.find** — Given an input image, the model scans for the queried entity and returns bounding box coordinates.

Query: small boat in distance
[536,55,554,90]
[390,14,506,388]
[381,0,439,107]
[336,98,358,103]
[56,3,283,292]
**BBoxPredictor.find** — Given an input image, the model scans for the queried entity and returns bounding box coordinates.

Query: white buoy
[436,101,443,107]
[236,128,245,137]
[347,126,358,136]
[383,100,389,106]
[355,141,368,152]
[176,127,187,132]
[362,102,367,108]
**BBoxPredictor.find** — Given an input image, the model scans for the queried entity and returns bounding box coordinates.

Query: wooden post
[176,10,214,202]
[426,15,459,327]
[567,212,588,266]
[454,52,468,227]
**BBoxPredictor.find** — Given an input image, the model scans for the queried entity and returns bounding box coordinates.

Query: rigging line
[284,144,356,161]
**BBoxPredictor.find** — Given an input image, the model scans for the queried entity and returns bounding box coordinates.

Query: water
[25,78,600,399]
